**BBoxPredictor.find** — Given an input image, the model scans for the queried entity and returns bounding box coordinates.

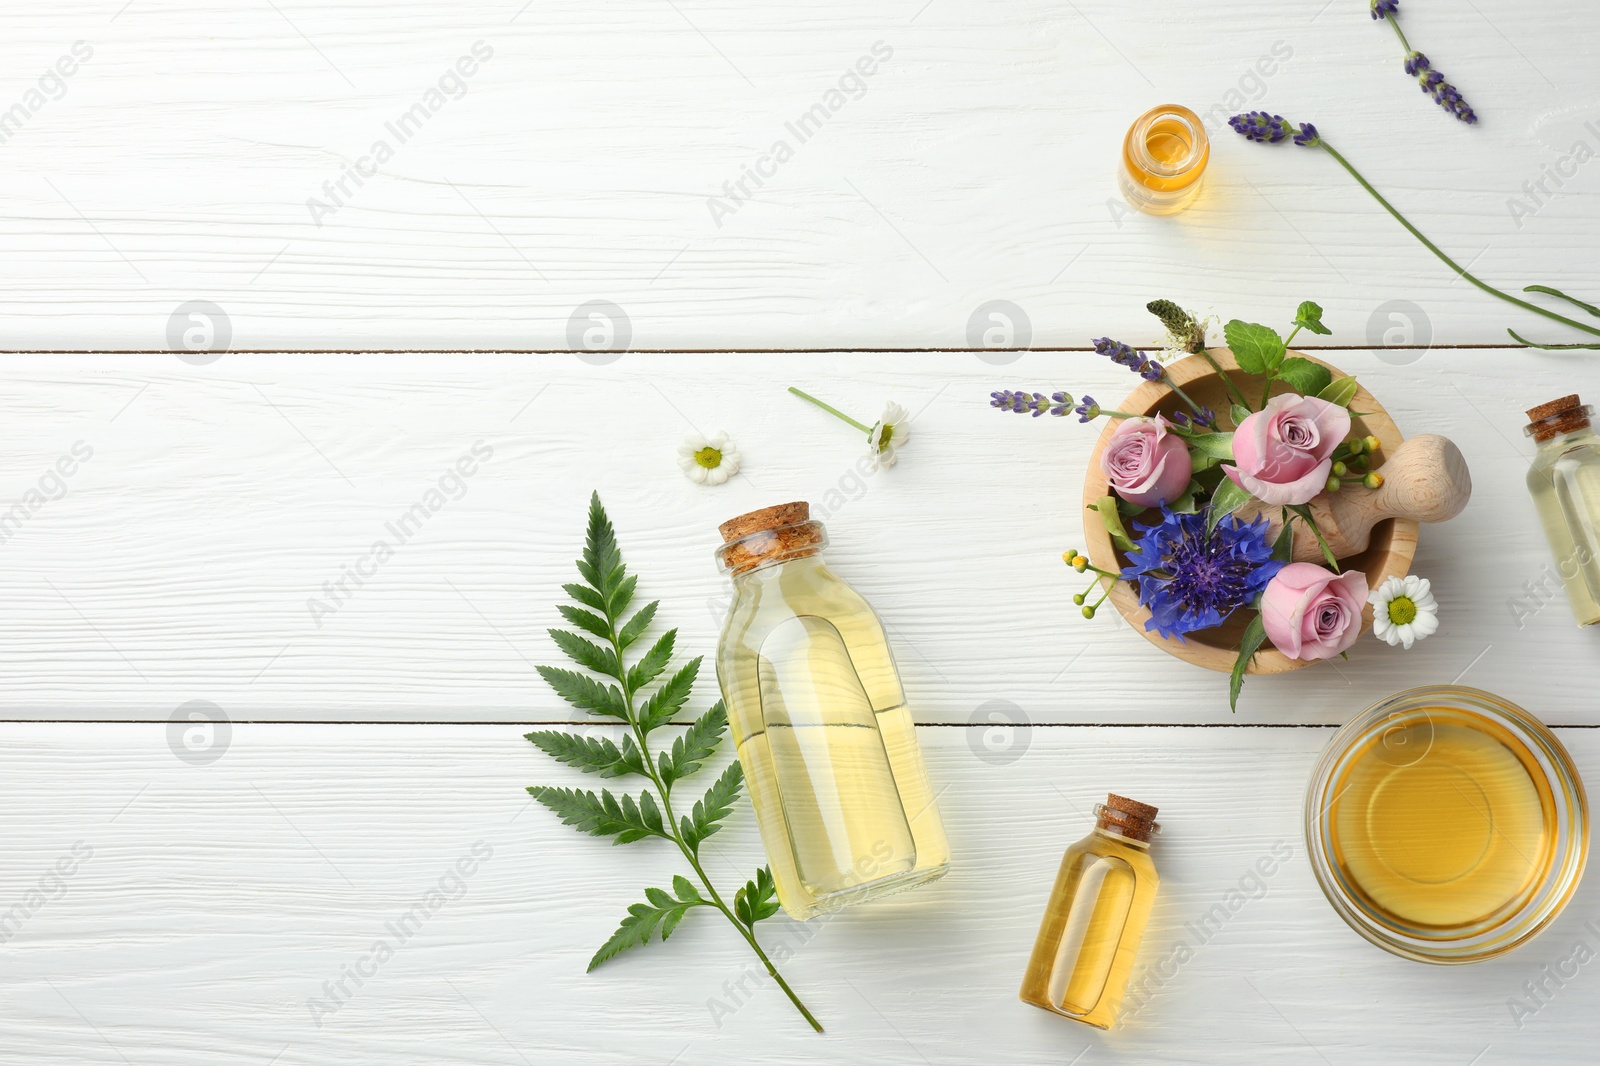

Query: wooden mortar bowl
[1081,349,1418,676]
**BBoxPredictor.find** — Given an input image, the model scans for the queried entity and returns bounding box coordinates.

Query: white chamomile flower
[677,431,740,486]
[867,402,910,469]
[1369,574,1439,650]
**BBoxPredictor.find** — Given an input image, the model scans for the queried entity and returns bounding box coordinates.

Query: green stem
[605,620,823,1032]
[1317,141,1600,341]
[788,386,872,435]
[1159,376,1209,419]
[1198,349,1252,410]
[1386,13,1411,54]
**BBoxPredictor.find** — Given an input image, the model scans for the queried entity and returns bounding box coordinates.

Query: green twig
[789,386,872,434]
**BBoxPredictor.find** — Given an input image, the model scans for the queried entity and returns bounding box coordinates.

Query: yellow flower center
[876,424,895,452]
[1387,595,1417,626]
[694,446,723,469]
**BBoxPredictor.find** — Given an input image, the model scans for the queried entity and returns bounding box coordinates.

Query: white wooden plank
[0,349,1593,723]
[0,3,1597,348]
[0,724,1594,1064]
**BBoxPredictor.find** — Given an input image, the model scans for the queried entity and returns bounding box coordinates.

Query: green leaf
[639,657,701,734]
[1275,357,1333,399]
[1271,511,1296,564]
[581,491,623,594]
[1206,476,1254,534]
[1223,320,1286,375]
[525,729,646,778]
[1286,504,1339,570]
[537,665,628,720]
[549,629,620,679]
[627,629,677,692]
[1229,615,1268,712]
[734,866,781,928]
[1229,403,1254,427]
[562,582,606,613]
[1187,432,1235,461]
[680,760,744,852]
[1524,284,1600,319]
[1506,328,1600,351]
[1094,495,1135,551]
[658,701,728,787]
[587,885,704,971]
[558,603,611,641]
[1317,375,1360,408]
[526,785,668,843]
[1293,300,1332,336]
[1167,479,1203,515]
[606,573,638,620]
[617,600,658,650]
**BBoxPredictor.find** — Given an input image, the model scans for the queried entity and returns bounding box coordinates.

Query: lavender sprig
[1372,2,1477,124]
[990,390,1075,418]
[1229,113,1600,347]
[1093,337,1164,382]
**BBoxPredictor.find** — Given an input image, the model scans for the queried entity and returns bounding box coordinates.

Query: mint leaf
[658,702,728,787]
[1275,357,1333,399]
[1317,375,1360,408]
[526,785,668,843]
[525,729,646,778]
[1223,320,1286,375]
[1229,614,1268,711]
[1293,300,1332,336]
[680,760,744,852]
[1207,475,1254,534]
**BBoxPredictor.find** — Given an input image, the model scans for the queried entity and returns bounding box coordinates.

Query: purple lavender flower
[1292,122,1320,147]
[1119,507,1283,641]
[1370,0,1399,18]
[1228,111,1293,144]
[1403,51,1477,124]
[990,389,1074,417]
[1075,396,1099,422]
[1170,406,1217,430]
[1092,337,1164,381]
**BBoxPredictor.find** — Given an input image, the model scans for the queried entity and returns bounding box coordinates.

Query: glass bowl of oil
[1305,686,1588,963]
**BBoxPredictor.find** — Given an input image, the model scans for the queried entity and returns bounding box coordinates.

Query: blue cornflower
[1228,111,1293,144]
[1092,337,1164,381]
[1370,0,1399,18]
[1119,506,1283,641]
[1404,51,1477,124]
[990,389,1074,417]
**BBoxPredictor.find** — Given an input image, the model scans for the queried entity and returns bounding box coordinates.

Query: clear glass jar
[1305,686,1588,963]
[1019,795,1160,1029]
[1118,104,1209,215]
[1524,395,1600,626]
[714,502,949,921]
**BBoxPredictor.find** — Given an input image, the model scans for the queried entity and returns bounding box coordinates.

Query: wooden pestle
[1234,434,1471,563]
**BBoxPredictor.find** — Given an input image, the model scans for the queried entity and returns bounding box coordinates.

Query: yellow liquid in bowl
[1327,708,1556,933]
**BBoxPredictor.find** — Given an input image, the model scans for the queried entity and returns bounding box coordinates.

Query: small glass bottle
[1020,795,1160,1029]
[1525,395,1600,626]
[1118,104,1209,215]
[714,502,950,920]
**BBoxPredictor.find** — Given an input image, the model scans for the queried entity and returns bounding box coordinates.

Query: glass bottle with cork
[1020,794,1161,1029]
[1119,104,1209,215]
[1524,395,1600,626]
[714,501,950,921]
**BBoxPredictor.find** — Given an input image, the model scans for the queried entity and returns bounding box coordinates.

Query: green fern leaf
[558,603,611,641]
[524,730,645,778]
[734,866,780,928]
[617,600,658,650]
[680,760,743,851]
[549,629,620,679]
[526,786,668,843]
[639,657,700,733]
[587,883,703,971]
[627,629,677,693]
[658,702,727,787]
[536,665,627,720]
[562,582,605,612]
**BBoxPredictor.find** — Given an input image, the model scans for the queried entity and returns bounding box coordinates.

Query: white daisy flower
[677,431,740,486]
[867,402,910,469]
[1369,574,1439,650]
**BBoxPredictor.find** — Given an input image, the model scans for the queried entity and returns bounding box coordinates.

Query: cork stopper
[1095,793,1160,843]
[715,502,826,575]
[1525,394,1593,443]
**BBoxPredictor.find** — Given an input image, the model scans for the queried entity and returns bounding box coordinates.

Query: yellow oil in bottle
[1020,797,1159,1030]
[1118,104,1208,215]
[1524,396,1600,626]
[716,505,949,920]
[1326,707,1555,932]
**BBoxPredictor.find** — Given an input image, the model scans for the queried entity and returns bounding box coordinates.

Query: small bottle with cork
[1524,395,1600,626]
[713,501,950,921]
[1020,794,1161,1029]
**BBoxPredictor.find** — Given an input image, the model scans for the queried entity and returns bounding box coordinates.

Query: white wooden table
[4,3,1600,1064]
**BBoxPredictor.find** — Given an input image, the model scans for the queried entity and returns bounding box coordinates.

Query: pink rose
[1225,393,1351,506]
[1101,415,1193,508]
[1260,562,1370,661]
